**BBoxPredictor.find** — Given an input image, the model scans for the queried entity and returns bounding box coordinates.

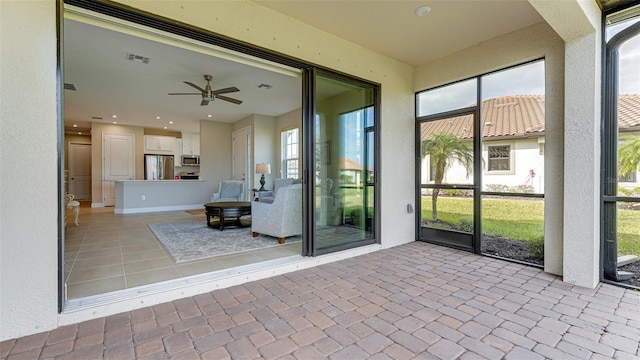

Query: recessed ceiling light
[169,121,174,124]
[207,115,212,118]
[112,115,117,118]
[163,126,168,129]
[78,132,82,135]
[415,5,431,16]
[156,116,161,119]
[73,124,78,128]
[112,122,117,124]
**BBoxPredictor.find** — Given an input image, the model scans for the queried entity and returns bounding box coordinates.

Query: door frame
[232,126,252,201]
[306,69,381,256]
[415,107,480,252]
[68,142,91,200]
[59,0,381,312]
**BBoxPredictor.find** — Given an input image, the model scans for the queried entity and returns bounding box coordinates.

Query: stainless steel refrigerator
[144,154,174,180]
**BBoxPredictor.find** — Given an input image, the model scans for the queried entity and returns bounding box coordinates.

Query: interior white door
[68,143,92,200]
[232,127,251,201]
[103,133,135,206]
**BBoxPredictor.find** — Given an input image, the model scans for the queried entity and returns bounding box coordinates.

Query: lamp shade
[255,163,271,174]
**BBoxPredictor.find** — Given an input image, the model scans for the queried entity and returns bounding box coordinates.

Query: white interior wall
[200,120,233,195]
[414,21,566,275]
[253,115,277,189]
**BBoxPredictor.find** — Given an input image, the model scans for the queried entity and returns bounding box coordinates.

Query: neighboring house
[421,94,640,192]
[339,157,372,185]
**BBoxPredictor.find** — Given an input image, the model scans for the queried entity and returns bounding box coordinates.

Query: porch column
[529,0,602,288]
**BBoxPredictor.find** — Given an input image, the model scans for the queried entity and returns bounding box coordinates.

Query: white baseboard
[115,204,204,214]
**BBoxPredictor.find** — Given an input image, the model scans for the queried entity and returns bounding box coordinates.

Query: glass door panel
[419,114,476,250]
[314,73,376,253]
[603,10,640,286]
[481,195,544,265]
[479,59,546,266]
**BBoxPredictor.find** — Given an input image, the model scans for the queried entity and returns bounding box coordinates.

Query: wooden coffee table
[204,201,252,231]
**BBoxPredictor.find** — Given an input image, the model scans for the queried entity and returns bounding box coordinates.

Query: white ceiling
[63,18,303,134]
[63,1,544,135]
[254,0,544,66]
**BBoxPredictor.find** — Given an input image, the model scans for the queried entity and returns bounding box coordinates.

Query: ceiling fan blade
[212,87,239,95]
[200,99,209,106]
[215,95,243,105]
[184,81,206,93]
[168,92,202,95]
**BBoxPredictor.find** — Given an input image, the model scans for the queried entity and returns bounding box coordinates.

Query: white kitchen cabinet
[175,138,183,166]
[144,135,175,154]
[182,133,200,155]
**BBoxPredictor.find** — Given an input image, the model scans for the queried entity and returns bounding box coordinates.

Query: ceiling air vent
[126,53,150,64]
[64,83,77,91]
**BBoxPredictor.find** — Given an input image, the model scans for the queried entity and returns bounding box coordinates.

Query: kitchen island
[115,180,209,214]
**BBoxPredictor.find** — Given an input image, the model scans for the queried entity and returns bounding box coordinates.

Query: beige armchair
[211,180,244,202]
[252,183,302,244]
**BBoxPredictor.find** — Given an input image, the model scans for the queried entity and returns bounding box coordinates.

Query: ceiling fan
[168,74,242,106]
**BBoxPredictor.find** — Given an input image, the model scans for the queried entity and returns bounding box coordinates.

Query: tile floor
[2,242,639,359]
[64,206,301,299]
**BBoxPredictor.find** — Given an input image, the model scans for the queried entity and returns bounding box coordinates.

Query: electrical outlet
[141,195,146,200]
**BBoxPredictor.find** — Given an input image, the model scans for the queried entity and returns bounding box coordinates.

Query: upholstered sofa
[252,183,302,244]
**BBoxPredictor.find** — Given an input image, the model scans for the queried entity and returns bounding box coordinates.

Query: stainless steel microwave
[181,155,200,166]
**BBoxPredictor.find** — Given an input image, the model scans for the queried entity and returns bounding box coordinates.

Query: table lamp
[256,163,271,191]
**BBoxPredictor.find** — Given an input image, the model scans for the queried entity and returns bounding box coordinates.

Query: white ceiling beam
[528,0,601,41]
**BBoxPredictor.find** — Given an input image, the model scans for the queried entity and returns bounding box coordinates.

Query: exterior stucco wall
[0,0,60,341]
[0,0,414,341]
[414,21,566,276]
[529,0,602,288]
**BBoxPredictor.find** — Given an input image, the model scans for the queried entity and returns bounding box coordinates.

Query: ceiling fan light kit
[168,74,242,106]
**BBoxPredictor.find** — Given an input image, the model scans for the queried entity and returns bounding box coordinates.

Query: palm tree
[421,132,473,221]
[618,136,640,178]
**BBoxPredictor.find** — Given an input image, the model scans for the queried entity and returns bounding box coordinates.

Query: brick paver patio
[2,242,639,359]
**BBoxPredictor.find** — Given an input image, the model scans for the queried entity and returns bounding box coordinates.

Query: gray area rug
[148,221,300,263]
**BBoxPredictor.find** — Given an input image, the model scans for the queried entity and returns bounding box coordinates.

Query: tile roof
[420,94,640,140]
[340,157,364,171]
[619,94,640,130]
[339,157,373,171]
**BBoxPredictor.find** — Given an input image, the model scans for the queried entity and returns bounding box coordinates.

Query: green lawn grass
[421,195,640,256]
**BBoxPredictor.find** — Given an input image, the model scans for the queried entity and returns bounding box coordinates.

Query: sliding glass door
[311,71,378,254]
[603,7,640,286]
